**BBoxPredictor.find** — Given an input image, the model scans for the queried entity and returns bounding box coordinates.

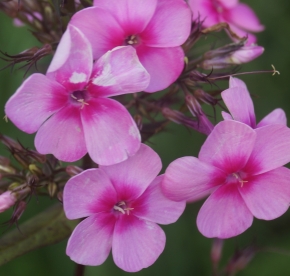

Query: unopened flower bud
[211,239,223,268]
[47,182,58,198]
[0,156,16,174]
[0,191,17,213]
[57,191,63,203]
[226,245,258,275]
[66,166,83,176]
[11,201,26,224]
[29,164,43,176]
[202,45,264,69]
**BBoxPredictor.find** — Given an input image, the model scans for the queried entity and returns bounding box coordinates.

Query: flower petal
[35,105,87,162]
[100,144,161,201]
[47,25,93,92]
[93,0,157,34]
[221,111,233,121]
[239,167,290,220]
[63,169,117,219]
[188,0,219,27]
[197,184,253,238]
[198,121,256,173]
[112,215,165,272]
[133,175,186,224]
[162,156,226,202]
[81,98,140,166]
[141,0,191,47]
[5,74,67,133]
[221,87,256,128]
[66,213,115,266]
[245,124,290,175]
[88,46,149,97]
[70,7,125,59]
[226,3,264,32]
[257,108,287,128]
[229,76,248,89]
[136,45,184,92]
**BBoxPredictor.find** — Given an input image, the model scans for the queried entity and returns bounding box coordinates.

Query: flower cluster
[1,0,289,274]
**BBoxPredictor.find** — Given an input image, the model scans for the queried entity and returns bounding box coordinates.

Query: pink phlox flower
[5,26,150,166]
[69,0,192,92]
[221,77,287,128]
[161,120,290,238]
[63,144,185,272]
[188,0,264,44]
[0,191,17,213]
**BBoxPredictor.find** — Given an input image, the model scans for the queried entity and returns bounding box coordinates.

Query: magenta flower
[5,26,150,165]
[0,191,17,213]
[69,0,191,92]
[63,144,185,272]
[162,120,290,238]
[222,77,287,128]
[188,0,264,44]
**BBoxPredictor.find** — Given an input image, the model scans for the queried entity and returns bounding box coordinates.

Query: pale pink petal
[93,0,157,34]
[5,74,67,133]
[141,0,191,47]
[100,144,161,201]
[197,184,253,238]
[245,124,290,175]
[66,213,115,265]
[239,167,290,220]
[162,156,226,202]
[198,121,256,173]
[221,111,233,121]
[70,7,125,59]
[219,0,238,9]
[137,45,184,92]
[63,169,117,219]
[257,108,287,128]
[47,25,93,92]
[189,0,219,26]
[221,87,256,127]
[112,215,165,272]
[186,188,217,203]
[229,76,248,89]
[35,105,87,162]
[226,3,264,32]
[133,175,186,224]
[88,46,150,97]
[81,98,140,166]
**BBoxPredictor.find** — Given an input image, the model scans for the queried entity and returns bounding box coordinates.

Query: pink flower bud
[0,191,17,213]
[202,46,264,69]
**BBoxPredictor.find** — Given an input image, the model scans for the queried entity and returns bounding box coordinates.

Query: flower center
[226,172,248,188]
[70,90,89,109]
[125,35,139,46]
[113,201,134,215]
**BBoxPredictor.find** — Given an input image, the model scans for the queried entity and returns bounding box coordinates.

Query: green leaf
[0,204,77,265]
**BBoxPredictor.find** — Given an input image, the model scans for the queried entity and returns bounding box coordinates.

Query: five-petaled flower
[70,0,191,92]
[162,120,290,238]
[188,0,264,44]
[221,77,287,128]
[5,26,150,165]
[63,144,185,272]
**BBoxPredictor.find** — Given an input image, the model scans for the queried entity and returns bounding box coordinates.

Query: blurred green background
[1,0,290,275]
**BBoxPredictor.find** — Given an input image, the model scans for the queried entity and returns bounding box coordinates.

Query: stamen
[233,173,248,187]
[113,201,134,215]
[77,99,89,109]
[113,205,125,214]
